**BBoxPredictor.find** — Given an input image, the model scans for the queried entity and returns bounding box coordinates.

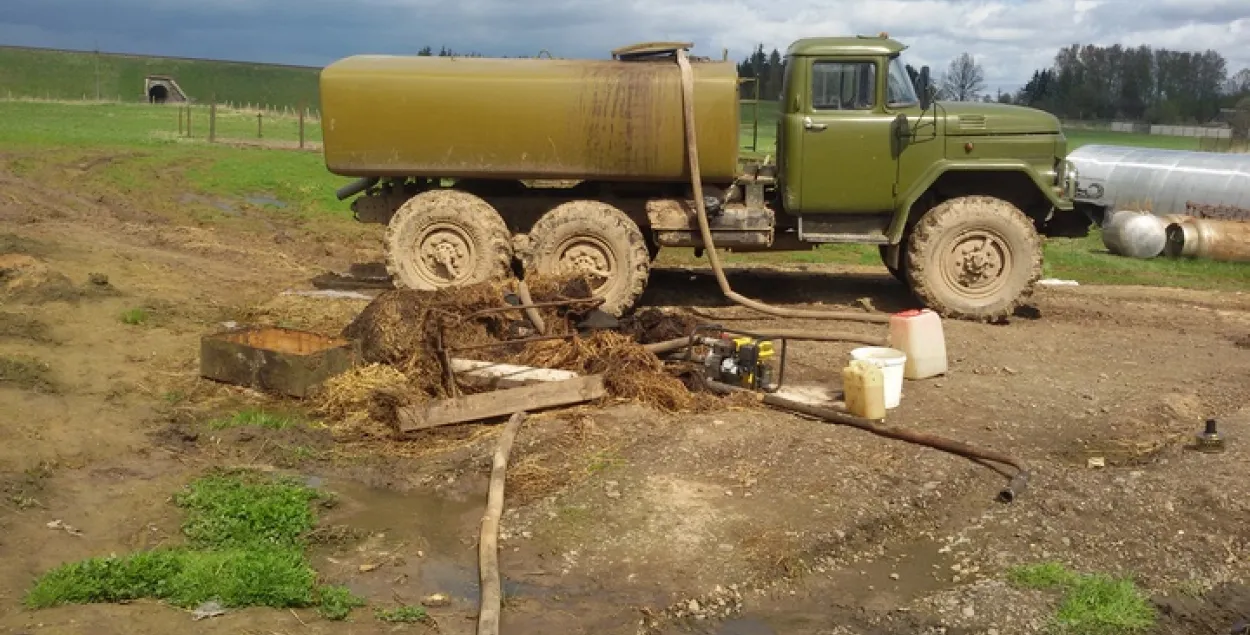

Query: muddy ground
[1,154,1249,634]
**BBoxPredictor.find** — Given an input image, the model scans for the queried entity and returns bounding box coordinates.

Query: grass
[375,604,431,623]
[2,98,1244,293]
[0,45,320,110]
[1009,562,1157,635]
[24,470,363,620]
[119,307,149,325]
[206,408,306,431]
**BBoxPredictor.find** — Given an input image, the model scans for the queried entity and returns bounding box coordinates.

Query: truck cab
[766,35,1080,319]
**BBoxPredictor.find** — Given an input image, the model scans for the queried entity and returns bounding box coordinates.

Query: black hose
[700,377,1030,503]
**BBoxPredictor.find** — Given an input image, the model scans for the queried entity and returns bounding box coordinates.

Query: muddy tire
[523,200,650,316]
[384,189,514,291]
[905,195,1042,322]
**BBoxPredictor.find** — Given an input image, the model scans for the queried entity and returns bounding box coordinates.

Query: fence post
[209,97,217,143]
[186,103,192,137]
[299,101,306,149]
[257,111,263,139]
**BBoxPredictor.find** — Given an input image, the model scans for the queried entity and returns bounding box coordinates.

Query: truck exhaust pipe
[674,49,889,325]
[335,177,378,201]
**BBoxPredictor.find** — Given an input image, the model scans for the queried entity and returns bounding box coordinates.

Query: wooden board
[450,358,580,389]
[396,375,606,434]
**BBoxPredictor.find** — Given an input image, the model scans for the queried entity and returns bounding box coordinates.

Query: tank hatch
[611,41,693,60]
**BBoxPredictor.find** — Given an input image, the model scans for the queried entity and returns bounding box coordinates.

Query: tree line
[738,42,1250,129]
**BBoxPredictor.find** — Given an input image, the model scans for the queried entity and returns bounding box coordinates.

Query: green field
[0,45,319,110]
[1,99,1246,291]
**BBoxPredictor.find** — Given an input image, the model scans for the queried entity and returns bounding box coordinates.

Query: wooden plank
[396,375,606,434]
[450,358,580,389]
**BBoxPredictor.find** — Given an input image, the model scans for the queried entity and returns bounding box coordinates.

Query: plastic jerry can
[888,309,948,380]
[842,360,886,420]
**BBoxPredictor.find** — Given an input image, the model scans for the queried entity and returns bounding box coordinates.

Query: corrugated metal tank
[319,54,741,183]
[1068,144,1250,218]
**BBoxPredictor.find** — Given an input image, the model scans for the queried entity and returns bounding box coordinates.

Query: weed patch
[375,604,430,623]
[0,354,59,393]
[1008,562,1157,635]
[316,585,366,620]
[119,307,149,325]
[25,469,363,620]
[207,407,305,431]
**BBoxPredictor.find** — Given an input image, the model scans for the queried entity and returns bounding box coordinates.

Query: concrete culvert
[148,84,169,104]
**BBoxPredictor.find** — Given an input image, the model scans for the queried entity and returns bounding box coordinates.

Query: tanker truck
[319,35,1082,321]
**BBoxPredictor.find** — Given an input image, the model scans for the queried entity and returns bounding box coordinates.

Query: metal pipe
[1164,218,1250,262]
[335,177,378,201]
[699,377,1030,503]
[674,49,890,326]
[514,281,547,335]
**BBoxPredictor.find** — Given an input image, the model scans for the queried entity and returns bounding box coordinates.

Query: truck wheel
[384,189,514,291]
[905,195,1042,322]
[523,200,650,316]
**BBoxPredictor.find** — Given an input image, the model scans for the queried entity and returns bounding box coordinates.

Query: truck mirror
[918,66,932,110]
[890,113,911,158]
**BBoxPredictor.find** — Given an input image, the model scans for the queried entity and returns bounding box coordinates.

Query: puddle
[244,194,287,208]
[178,192,239,216]
[309,477,554,604]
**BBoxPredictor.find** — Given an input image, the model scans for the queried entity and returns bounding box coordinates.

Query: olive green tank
[319,53,741,183]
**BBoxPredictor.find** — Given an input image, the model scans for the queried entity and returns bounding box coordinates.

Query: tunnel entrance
[143,75,189,104]
[148,84,169,103]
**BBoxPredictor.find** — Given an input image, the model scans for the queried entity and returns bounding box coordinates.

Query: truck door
[796,58,898,213]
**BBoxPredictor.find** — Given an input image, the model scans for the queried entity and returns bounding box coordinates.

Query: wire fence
[4,93,1245,155]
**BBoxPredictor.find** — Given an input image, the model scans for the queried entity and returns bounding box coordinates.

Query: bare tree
[940,52,986,102]
[1226,68,1250,96]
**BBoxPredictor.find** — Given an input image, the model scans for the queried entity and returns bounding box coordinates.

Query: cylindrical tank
[1102,209,1168,258]
[1163,218,1250,262]
[319,54,741,183]
[1068,144,1250,219]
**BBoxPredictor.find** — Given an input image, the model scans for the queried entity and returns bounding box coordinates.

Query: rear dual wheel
[384,190,514,291]
[522,200,650,317]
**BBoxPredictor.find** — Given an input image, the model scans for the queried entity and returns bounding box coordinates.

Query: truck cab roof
[785,35,907,58]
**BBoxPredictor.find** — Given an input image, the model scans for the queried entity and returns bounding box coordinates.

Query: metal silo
[1068,144,1250,220]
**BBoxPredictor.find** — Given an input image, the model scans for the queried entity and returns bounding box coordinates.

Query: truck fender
[888,160,1070,242]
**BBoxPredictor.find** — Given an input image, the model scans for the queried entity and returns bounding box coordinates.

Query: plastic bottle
[888,309,948,380]
[842,360,886,420]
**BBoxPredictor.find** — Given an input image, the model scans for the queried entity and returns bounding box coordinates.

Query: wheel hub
[416,224,475,284]
[557,238,615,288]
[946,230,1008,294]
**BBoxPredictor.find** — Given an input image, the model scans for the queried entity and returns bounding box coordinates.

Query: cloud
[1,0,1248,93]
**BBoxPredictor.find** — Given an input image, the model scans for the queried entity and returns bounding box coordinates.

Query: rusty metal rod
[675,48,890,326]
[700,377,1030,503]
[444,333,576,353]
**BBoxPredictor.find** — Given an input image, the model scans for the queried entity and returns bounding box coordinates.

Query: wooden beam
[396,375,606,434]
[450,358,580,390]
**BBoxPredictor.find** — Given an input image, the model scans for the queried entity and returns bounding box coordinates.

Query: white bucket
[850,347,908,409]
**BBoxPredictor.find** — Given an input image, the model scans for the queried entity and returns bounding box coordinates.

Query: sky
[1,0,1248,95]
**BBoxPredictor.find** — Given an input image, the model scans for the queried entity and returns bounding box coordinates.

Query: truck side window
[811,61,876,111]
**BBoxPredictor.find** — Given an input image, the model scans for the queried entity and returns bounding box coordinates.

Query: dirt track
[2,160,1249,634]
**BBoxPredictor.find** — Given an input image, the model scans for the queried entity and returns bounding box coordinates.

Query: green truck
[319,35,1082,321]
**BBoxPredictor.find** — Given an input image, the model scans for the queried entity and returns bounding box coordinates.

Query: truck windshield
[887,56,919,108]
